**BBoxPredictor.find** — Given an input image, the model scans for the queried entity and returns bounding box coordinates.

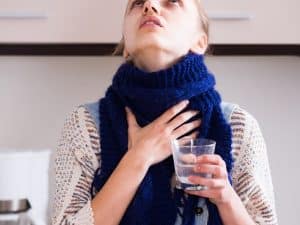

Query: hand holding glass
[171,137,216,191]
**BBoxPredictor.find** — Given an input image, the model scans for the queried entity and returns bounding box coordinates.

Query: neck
[131,49,188,73]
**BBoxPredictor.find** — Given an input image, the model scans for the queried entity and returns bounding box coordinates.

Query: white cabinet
[0,0,299,44]
[0,0,126,43]
[203,0,300,44]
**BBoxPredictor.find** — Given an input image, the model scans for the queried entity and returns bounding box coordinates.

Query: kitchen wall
[0,55,299,224]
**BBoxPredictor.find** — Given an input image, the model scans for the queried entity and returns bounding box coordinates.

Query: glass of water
[171,137,216,191]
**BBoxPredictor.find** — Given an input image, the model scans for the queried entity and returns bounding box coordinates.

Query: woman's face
[123,0,205,58]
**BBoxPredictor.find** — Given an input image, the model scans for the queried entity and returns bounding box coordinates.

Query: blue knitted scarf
[91,51,233,225]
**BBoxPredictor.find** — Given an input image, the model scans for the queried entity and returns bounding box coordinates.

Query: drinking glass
[171,137,216,191]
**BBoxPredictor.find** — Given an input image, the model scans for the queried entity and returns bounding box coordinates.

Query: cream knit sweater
[51,104,278,225]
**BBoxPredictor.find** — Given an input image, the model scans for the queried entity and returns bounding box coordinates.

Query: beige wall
[0,55,299,224]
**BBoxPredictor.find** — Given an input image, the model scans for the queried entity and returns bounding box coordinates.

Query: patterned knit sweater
[51,104,278,225]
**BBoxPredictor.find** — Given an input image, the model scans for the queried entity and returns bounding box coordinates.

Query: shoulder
[221,101,261,133]
[79,100,101,134]
[59,103,101,166]
[63,101,100,134]
[222,102,265,163]
[59,106,88,144]
[61,104,97,138]
[229,103,263,141]
[228,103,269,179]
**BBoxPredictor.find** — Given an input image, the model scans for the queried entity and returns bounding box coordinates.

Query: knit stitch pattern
[92,52,232,225]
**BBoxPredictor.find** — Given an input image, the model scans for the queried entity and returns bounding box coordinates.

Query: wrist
[215,186,256,225]
[215,185,238,209]
[125,148,151,172]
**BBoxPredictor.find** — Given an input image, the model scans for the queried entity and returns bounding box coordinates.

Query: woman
[51,0,278,225]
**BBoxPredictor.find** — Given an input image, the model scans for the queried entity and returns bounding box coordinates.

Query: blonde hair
[112,0,210,56]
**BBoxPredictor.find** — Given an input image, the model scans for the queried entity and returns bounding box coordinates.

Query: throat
[131,51,184,73]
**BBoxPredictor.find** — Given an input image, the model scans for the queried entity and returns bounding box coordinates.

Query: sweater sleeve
[51,106,101,225]
[230,106,278,225]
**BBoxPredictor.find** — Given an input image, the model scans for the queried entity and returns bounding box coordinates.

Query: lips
[140,16,163,28]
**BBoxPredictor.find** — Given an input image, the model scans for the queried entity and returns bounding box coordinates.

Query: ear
[190,33,208,55]
[123,47,130,60]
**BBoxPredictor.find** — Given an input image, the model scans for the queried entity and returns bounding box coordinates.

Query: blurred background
[0,0,299,224]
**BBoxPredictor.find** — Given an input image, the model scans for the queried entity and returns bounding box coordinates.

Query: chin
[135,40,164,51]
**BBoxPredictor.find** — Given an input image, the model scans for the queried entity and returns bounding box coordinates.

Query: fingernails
[182,100,189,106]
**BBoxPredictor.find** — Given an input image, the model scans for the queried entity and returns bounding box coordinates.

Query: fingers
[172,119,201,139]
[193,164,227,179]
[179,153,197,164]
[178,131,200,144]
[185,188,223,200]
[188,176,225,189]
[168,110,200,130]
[156,100,189,124]
[125,107,138,127]
[184,180,233,205]
[196,154,226,168]
[188,155,228,190]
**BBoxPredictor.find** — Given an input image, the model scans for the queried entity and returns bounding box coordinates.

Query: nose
[143,0,160,15]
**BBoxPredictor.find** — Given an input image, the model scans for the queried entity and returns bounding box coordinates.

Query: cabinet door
[0,0,299,44]
[203,0,300,44]
[0,0,125,43]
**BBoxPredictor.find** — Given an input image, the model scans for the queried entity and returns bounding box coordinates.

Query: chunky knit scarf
[91,51,233,225]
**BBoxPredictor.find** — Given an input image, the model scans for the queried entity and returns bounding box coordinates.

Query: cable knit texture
[51,105,278,225]
[91,51,232,225]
